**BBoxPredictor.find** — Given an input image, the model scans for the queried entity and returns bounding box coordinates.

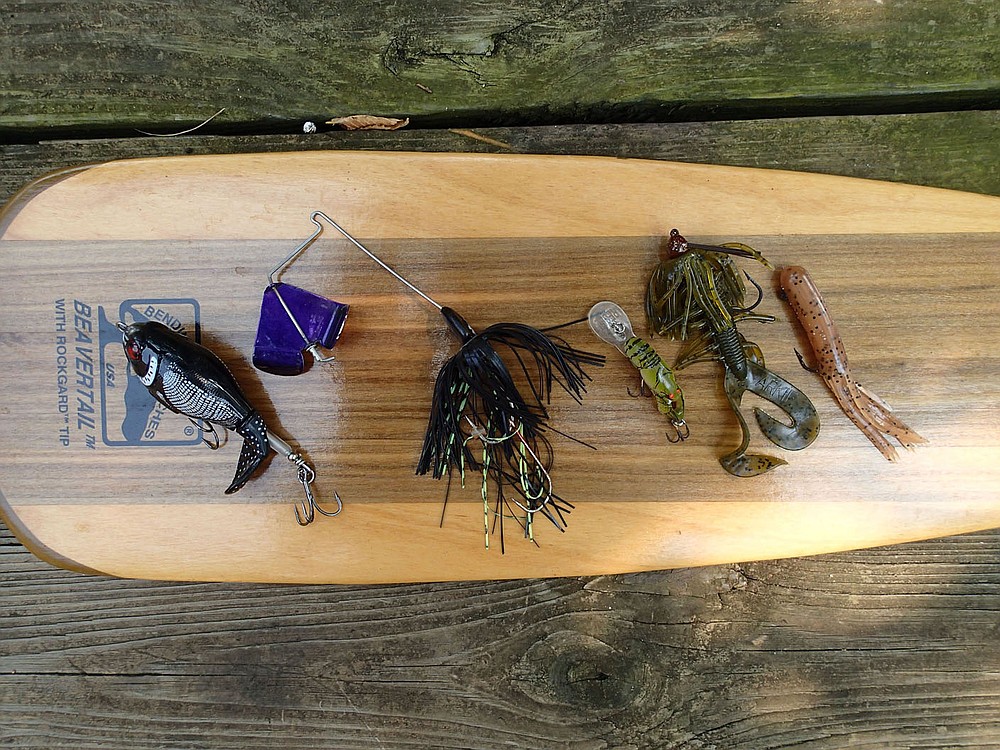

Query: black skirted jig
[645,229,820,476]
[119,320,341,525]
[301,211,604,548]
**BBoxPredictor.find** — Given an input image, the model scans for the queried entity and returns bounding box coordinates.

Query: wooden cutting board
[2,151,999,583]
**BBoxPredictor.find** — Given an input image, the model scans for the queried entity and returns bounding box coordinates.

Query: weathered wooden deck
[3,2,1000,747]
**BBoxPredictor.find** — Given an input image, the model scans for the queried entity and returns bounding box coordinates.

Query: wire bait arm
[310,211,444,312]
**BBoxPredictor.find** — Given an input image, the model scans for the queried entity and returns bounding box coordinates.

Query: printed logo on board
[97,298,203,447]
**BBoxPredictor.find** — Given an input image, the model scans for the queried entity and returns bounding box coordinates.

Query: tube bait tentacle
[779,265,926,461]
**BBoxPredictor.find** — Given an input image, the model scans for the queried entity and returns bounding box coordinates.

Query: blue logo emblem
[98,299,202,447]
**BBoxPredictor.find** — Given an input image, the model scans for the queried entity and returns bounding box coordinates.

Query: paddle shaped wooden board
[2,151,999,583]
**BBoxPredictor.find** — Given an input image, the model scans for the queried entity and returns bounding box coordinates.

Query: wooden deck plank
[2,0,998,134]
[4,523,1000,748]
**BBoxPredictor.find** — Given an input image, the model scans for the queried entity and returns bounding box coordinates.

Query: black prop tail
[226,412,271,494]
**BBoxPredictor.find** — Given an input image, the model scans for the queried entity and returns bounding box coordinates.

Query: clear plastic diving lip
[587,301,635,353]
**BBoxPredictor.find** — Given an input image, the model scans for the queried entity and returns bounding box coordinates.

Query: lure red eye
[126,339,143,361]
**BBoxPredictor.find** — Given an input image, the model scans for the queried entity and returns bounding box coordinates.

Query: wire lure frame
[298,211,604,548]
[253,217,351,376]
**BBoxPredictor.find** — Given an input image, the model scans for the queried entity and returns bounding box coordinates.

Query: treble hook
[264,431,340,525]
[290,456,342,526]
[189,418,224,450]
[626,379,649,398]
[665,419,690,443]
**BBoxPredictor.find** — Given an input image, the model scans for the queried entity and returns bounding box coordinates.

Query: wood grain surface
[0,122,999,748]
[2,150,1000,583]
[3,0,1000,740]
[5,521,1000,748]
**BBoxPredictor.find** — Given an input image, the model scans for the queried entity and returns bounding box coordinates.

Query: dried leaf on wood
[326,115,410,131]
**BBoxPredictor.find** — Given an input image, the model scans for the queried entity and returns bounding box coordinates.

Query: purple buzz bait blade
[253,282,350,376]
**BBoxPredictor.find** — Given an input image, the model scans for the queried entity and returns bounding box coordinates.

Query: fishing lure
[646,229,820,476]
[588,301,688,442]
[779,265,927,460]
[253,218,351,376]
[120,320,340,525]
[300,211,604,548]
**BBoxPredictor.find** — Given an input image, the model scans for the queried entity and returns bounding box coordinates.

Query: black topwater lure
[299,211,603,548]
[119,321,340,525]
[645,229,820,476]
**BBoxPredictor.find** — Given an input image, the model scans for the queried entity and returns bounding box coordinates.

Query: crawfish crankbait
[120,321,340,525]
[646,229,820,476]
[588,301,688,442]
[779,265,926,460]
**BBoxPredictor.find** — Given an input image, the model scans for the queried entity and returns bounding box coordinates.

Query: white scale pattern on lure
[158,361,245,427]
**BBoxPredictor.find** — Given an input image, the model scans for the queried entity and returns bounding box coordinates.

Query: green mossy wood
[2,0,998,134]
